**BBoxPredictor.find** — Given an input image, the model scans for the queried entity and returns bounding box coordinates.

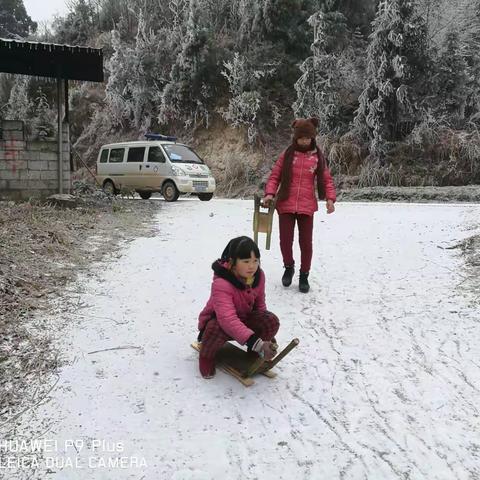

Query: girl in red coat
[197,236,279,379]
[263,118,336,293]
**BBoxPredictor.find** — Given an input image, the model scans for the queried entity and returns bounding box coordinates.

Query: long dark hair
[276,139,327,201]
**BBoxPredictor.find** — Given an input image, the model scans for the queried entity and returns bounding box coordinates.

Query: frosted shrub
[31,88,55,139]
[6,76,31,125]
[221,91,261,144]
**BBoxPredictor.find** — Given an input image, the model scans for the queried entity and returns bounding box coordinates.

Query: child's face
[232,251,259,279]
[296,136,312,148]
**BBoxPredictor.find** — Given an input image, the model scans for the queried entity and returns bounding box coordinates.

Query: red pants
[278,213,314,273]
[199,310,280,359]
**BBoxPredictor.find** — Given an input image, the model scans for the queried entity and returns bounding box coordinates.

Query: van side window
[99,150,109,163]
[148,146,165,163]
[127,147,145,163]
[109,148,125,163]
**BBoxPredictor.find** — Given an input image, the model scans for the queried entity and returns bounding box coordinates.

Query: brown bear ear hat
[292,117,319,140]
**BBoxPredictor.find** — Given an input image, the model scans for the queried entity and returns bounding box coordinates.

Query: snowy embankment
[7,199,480,480]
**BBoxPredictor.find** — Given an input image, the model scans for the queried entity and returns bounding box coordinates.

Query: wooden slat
[191,342,277,387]
[191,342,255,386]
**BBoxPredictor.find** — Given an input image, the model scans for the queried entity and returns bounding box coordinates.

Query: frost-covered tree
[354,0,428,159]
[0,0,37,38]
[293,0,373,133]
[105,29,136,127]
[6,75,31,121]
[159,0,210,127]
[231,0,265,47]
[31,87,55,138]
[417,0,443,42]
[105,6,174,130]
[168,0,188,30]
[126,14,158,131]
[293,7,349,132]
[434,30,469,124]
[220,52,269,142]
[336,0,377,34]
[54,0,98,45]
[463,1,480,123]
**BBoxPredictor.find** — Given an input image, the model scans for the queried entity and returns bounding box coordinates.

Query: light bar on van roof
[145,133,177,142]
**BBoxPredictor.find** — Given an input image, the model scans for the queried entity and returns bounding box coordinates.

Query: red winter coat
[265,149,336,216]
[198,261,267,345]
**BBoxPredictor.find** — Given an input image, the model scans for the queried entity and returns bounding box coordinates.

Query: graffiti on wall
[3,139,24,174]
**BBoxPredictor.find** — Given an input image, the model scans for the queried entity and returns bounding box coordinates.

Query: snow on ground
[7,199,480,480]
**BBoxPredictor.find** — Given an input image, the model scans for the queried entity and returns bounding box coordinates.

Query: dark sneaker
[299,272,310,293]
[282,266,295,287]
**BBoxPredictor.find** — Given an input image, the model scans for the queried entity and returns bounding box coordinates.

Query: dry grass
[0,196,160,432]
[212,151,262,197]
[323,132,365,176]
[407,123,480,186]
[358,160,404,188]
[324,122,480,189]
[192,115,270,197]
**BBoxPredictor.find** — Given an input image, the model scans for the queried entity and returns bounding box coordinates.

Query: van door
[144,145,168,190]
[96,148,109,177]
[123,146,147,188]
[107,147,127,188]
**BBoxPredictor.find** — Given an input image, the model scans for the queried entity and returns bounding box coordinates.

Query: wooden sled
[253,193,276,250]
[191,338,299,387]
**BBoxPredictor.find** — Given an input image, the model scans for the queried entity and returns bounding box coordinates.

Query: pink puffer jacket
[198,261,267,345]
[265,149,336,216]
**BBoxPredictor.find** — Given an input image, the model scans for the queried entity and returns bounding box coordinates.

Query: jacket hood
[211,260,261,290]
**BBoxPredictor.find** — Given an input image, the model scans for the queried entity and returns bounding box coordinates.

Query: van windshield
[162,144,203,164]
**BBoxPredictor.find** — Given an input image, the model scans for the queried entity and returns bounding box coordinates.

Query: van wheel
[103,180,117,195]
[198,193,213,201]
[137,191,152,200]
[162,181,179,202]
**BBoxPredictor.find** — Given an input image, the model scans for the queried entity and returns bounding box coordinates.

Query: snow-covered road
[10,200,480,480]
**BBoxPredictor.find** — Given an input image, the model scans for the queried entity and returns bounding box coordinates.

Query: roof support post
[64,79,69,123]
[57,74,63,194]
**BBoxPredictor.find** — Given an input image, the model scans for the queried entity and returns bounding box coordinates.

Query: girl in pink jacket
[263,118,336,293]
[197,236,280,379]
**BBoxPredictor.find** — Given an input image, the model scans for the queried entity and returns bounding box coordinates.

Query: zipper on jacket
[295,153,304,212]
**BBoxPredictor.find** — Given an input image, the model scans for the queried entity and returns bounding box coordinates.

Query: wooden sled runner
[191,338,299,387]
[253,193,276,250]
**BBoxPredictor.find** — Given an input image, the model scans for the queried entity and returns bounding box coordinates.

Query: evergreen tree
[104,29,136,127]
[463,1,480,123]
[417,0,443,43]
[53,0,98,45]
[159,0,210,126]
[293,7,349,132]
[6,75,31,121]
[434,30,469,125]
[315,0,378,36]
[354,0,428,160]
[0,0,37,38]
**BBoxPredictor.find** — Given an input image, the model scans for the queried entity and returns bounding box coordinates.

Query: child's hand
[326,199,335,214]
[261,341,277,361]
[263,195,274,207]
[252,339,277,360]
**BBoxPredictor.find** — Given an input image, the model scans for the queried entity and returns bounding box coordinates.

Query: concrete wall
[0,120,71,200]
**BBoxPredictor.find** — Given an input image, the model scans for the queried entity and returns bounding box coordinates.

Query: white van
[95,135,216,201]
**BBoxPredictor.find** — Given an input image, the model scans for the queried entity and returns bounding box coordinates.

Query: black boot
[299,272,310,293]
[282,266,295,287]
